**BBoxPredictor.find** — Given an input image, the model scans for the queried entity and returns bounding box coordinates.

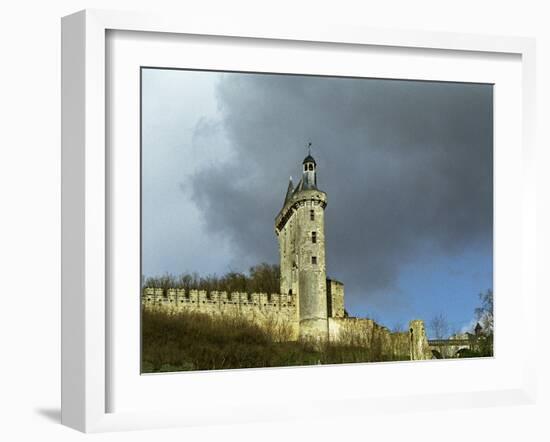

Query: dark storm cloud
[187,73,493,307]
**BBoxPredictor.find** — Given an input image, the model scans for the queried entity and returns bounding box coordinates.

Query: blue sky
[141,68,493,338]
[346,245,493,334]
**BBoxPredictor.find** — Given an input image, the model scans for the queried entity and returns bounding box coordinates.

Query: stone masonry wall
[327,279,345,318]
[143,288,431,360]
[276,189,329,340]
[142,287,299,340]
[408,319,433,360]
[328,317,431,360]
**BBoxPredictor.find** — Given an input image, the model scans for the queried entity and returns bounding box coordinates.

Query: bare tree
[475,289,494,334]
[249,263,280,293]
[429,313,451,358]
[473,289,494,356]
[391,322,405,333]
[429,313,450,340]
[143,264,280,295]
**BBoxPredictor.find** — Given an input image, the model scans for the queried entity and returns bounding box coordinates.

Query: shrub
[141,309,400,372]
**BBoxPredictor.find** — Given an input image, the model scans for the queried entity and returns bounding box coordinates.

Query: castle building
[141,149,433,360]
[275,152,344,341]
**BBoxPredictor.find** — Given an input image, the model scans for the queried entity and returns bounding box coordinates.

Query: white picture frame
[61,9,537,433]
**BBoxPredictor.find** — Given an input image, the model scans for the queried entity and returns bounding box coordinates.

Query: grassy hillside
[141,309,405,372]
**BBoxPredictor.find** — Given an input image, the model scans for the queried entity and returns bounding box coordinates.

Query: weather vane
[307,141,312,155]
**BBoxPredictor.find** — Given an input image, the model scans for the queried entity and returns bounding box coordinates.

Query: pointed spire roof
[284,176,294,204]
[303,143,316,165]
[302,154,316,165]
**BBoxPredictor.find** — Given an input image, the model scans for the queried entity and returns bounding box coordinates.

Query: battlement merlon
[141,288,297,308]
[275,189,327,234]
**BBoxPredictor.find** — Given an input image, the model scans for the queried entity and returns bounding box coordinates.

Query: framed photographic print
[139,67,492,370]
[61,9,537,432]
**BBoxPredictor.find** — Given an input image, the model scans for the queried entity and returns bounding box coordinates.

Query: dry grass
[141,309,406,372]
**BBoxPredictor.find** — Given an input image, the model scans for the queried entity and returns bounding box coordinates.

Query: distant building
[474,322,483,336]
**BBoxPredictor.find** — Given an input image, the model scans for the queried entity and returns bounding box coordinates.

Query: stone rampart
[142,287,299,340]
[142,288,297,312]
[328,317,431,360]
[326,279,345,318]
[142,288,431,360]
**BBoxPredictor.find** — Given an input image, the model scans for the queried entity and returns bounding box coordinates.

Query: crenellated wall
[141,287,300,340]
[142,287,431,360]
[142,288,297,312]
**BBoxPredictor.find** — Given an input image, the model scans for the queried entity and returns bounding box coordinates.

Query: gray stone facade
[275,184,328,339]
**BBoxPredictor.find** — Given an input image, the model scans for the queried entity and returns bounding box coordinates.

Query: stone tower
[275,152,328,340]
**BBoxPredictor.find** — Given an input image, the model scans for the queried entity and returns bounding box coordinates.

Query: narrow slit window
[310,209,315,221]
[312,256,317,265]
[312,231,317,243]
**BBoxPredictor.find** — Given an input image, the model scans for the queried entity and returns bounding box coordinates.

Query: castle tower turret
[302,154,317,189]
[275,149,328,341]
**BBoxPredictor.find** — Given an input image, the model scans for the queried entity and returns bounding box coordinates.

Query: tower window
[312,231,317,243]
[310,209,315,221]
[304,164,307,172]
[308,164,314,171]
[311,256,317,265]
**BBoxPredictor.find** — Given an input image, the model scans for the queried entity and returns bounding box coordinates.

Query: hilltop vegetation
[143,263,281,294]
